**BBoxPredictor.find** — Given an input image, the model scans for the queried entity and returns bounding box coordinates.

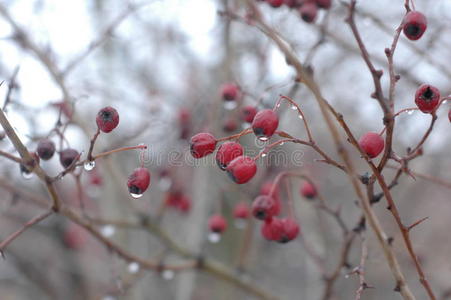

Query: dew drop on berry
[161,269,175,280]
[208,232,221,243]
[100,225,116,237]
[279,142,285,146]
[234,219,246,229]
[21,170,33,180]
[158,177,172,191]
[257,136,269,142]
[130,192,143,199]
[291,105,297,110]
[84,161,96,171]
[127,262,140,274]
[223,101,237,110]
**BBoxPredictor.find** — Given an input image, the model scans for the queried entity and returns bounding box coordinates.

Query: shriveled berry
[233,202,250,219]
[415,84,440,113]
[315,0,331,9]
[96,106,119,133]
[189,133,217,158]
[20,152,40,175]
[59,148,79,168]
[358,132,384,158]
[216,142,244,170]
[300,181,317,199]
[223,118,238,132]
[251,109,279,140]
[221,83,241,101]
[299,2,318,23]
[252,195,278,220]
[226,156,257,184]
[208,214,227,233]
[241,106,258,123]
[403,11,427,41]
[267,0,284,7]
[37,139,55,160]
[127,167,151,196]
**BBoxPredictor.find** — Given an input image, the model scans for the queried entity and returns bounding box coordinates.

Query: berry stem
[216,128,253,142]
[253,138,296,161]
[87,127,101,162]
[93,144,148,160]
[0,149,23,164]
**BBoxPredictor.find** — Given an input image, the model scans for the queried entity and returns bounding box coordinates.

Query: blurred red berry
[233,202,250,219]
[189,133,217,159]
[267,0,284,7]
[403,11,427,41]
[178,108,191,125]
[300,181,317,199]
[359,132,384,158]
[448,109,451,123]
[252,195,278,220]
[96,106,119,133]
[64,223,87,250]
[261,217,300,243]
[241,106,258,123]
[208,214,227,233]
[223,118,238,132]
[315,0,331,9]
[37,139,55,160]
[251,109,279,140]
[299,2,318,23]
[415,84,440,113]
[127,167,151,196]
[59,148,79,168]
[221,83,240,101]
[226,156,257,184]
[216,142,244,170]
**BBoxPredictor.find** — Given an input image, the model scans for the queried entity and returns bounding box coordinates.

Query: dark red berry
[178,108,191,126]
[415,84,440,113]
[20,152,40,175]
[233,202,250,219]
[315,0,331,9]
[189,133,217,159]
[223,118,238,132]
[226,156,257,184]
[165,191,191,213]
[358,132,384,158]
[267,0,284,7]
[251,109,279,140]
[208,214,227,233]
[37,139,55,160]
[127,167,151,196]
[299,2,318,23]
[241,106,258,123]
[96,106,119,133]
[261,218,279,241]
[216,142,244,170]
[59,148,79,168]
[252,195,278,220]
[448,109,451,123]
[284,0,300,8]
[403,11,427,41]
[300,181,317,199]
[221,83,240,101]
[261,218,300,243]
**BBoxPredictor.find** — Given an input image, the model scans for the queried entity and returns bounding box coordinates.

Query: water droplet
[208,232,221,243]
[279,142,285,146]
[84,161,95,171]
[100,225,116,237]
[130,192,143,199]
[345,274,350,279]
[257,136,269,142]
[223,101,237,110]
[102,296,116,300]
[442,100,449,104]
[291,105,297,110]
[21,171,33,180]
[161,269,175,280]
[127,262,140,274]
[261,152,267,158]
[276,103,281,108]
[158,177,172,191]
[234,219,246,229]
[407,110,414,115]
[298,115,304,120]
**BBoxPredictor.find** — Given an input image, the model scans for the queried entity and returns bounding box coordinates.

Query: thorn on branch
[407,217,429,232]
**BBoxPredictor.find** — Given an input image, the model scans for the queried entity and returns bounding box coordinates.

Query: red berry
[59,148,79,168]
[127,167,151,196]
[208,214,227,233]
[315,0,331,9]
[233,202,250,219]
[267,0,284,7]
[261,218,300,243]
[177,196,192,213]
[189,133,217,159]
[300,181,317,199]
[223,118,238,132]
[96,106,119,133]
[221,83,240,101]
[165,191,191,213]
[226,156,257,184]
[251,109,279,140]
[20,152,40,175]
[358,132,384,158]
[261,219,279,241]
[252,195,278,220]
[284,0,300,8]
[89,171,103,186]
[414,84,440,113]
[403,11,427,41]
[63,223,87,250]
[37,139,55,160]
[299,2,318,23]
[260,181,281,215]
[448,109,451,123]
[178,108,191,125]
[241,106,258,123]
[216,142,244,170]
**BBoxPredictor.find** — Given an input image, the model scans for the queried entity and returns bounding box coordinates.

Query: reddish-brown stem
[87,127,100,161]
[0,149,23,164]
[93,144,147,160]
[216,128,253,142]
[275,95,314,142]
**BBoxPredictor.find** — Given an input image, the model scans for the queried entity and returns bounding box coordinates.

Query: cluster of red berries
[189,106,279,184]
[258,0,332,24]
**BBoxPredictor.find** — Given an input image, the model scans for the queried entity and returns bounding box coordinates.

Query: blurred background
[0,0,451,299]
